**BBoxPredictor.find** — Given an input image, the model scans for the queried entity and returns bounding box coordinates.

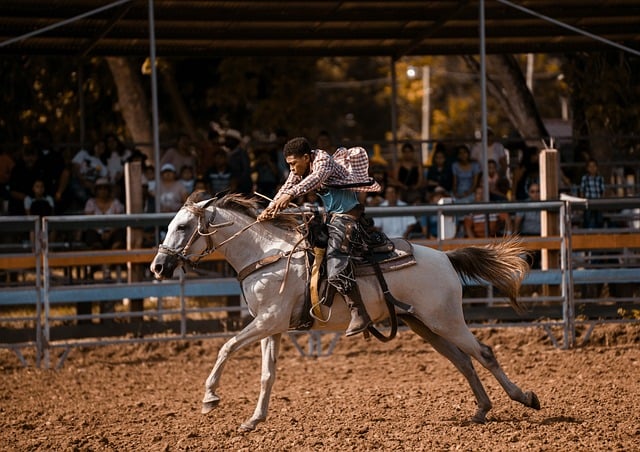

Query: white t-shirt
[373,200,417,238]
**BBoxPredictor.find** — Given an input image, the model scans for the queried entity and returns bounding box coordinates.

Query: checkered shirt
[580,173,604,199]
[276,147,381,199]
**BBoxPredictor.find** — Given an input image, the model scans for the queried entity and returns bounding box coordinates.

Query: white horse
[150,194,540,432]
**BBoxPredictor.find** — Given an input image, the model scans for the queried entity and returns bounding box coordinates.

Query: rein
[158,203,240,266]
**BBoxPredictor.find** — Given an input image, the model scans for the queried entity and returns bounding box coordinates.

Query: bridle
[157,201,236,267]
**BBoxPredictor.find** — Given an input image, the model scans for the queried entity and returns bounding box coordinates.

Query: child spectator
[24,179,55,217]
[579,158,605,228]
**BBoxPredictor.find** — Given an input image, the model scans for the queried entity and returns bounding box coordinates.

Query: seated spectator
[161,133,198,178]
[205,149,232,196]
[451,144,480,203]
[463,186,511,238]
[80,177,125,322]
[69,141,109,212]
[418,187,449,239]
[25,179,55,217]
[83,178,126,251]
[149,163,188,213]
[179,165,196,194]
[425,148,453,194]
[392,141,423,203]
[373,185,418,239]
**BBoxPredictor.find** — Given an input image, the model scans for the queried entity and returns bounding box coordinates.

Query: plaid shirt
[276,148,380,199]
[580,173,605,199]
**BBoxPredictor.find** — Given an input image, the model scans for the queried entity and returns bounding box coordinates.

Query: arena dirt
[1,324,639,451]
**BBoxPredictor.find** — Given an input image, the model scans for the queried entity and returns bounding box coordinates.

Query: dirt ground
[1,323,639,452]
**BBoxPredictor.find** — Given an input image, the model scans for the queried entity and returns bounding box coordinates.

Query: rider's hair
[283,137,311,157]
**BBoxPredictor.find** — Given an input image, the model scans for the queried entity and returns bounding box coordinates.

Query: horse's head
[150,196,223,279]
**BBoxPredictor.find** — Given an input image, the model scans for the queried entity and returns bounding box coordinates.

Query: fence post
[540,149,560,297]
[560,202,576,348]
[125,161,145,320]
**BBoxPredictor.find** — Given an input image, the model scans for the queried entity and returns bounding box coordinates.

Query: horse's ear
[202,197,217,208]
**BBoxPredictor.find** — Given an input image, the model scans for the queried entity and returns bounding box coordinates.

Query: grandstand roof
[1,1,639,58]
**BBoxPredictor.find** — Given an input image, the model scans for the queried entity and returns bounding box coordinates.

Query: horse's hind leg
[401,315,493,423]
[441,325,541,413]
[239,333,282,432]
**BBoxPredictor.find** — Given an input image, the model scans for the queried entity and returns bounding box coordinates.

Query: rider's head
[283,137,312,177]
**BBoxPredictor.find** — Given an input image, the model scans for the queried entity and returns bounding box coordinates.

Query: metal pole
[479,0,490,203]
[421,65,431,165]
[148,0,162,213]
[389,57,399,169]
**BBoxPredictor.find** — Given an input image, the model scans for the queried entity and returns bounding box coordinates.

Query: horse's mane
[190,192,302,232]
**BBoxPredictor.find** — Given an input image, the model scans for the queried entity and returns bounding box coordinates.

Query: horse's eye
[176,224,187,232]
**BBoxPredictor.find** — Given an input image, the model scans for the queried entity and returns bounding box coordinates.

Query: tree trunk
[106,57,153,159]
[463,54,548,145]
[157,59,199,141]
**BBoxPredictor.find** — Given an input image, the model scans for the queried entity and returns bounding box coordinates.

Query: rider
[257,137,381,336]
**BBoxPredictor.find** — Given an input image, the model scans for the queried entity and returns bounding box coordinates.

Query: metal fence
[1,197,638,367]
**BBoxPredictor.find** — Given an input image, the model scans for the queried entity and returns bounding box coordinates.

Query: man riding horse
[257,137,381,336]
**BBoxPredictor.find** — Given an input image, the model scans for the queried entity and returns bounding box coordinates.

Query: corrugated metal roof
[1,0,639,57]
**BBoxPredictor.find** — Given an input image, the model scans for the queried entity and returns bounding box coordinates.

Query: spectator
[463,186,511,238]
[373,185,418,239]
[579,158,606,229]
[7,147,38,216]
[392,141,423,203]
[197,124,224,179]
[81,177,126,322]
[425,147,453,194]
[224,129,252,195]
[418,186,449,239]
[205,149,232,196]
[514,182,542,268]
[83,178,126,251]
[471,127,509,178]
[451,144,480,203]
[69,141,109,212]
[365,165,389,207]
[149,163,188,212]
[104,133,131,185]
[32,127,70,214]
[160,133,198,178]
[24,179,55,217]
[178,165,196,194]
[513,146,540,201]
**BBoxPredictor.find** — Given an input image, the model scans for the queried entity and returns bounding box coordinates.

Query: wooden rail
[1,233,638,271]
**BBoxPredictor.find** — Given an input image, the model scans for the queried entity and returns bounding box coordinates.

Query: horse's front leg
[239,333,282,432]
[202,317,278,415]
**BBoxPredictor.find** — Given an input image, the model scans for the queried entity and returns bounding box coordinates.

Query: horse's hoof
[525,391,541,410]
[238,422,255,433]
[201,396,220,415]
[471,413,487,424]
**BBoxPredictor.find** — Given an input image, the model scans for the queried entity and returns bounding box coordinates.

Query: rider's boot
[344,285,371,337]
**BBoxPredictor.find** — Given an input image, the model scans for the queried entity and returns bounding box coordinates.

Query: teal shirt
[317,188,359,214]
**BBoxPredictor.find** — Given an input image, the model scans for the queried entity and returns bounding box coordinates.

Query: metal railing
[1,196,638,367]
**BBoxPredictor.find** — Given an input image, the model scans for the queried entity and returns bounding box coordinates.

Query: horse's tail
[446,236,530,314]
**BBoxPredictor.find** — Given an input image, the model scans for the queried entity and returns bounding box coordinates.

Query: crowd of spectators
[1,126,637,252]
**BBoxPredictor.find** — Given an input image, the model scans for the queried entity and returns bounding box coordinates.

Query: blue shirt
[317,187,359,214]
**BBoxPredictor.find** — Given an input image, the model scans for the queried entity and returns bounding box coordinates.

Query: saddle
[294,236,417,339]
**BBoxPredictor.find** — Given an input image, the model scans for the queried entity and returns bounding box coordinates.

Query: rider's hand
[257,194,293,222]
[257,208,274,222]
[272,193,293,212]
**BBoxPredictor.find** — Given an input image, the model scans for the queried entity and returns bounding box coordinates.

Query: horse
[150,193,540,432]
